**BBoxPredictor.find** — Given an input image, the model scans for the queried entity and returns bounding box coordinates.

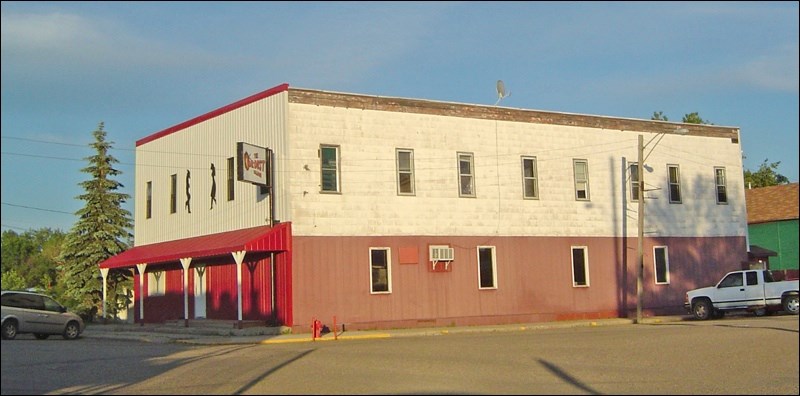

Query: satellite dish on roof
[495,80,511,105]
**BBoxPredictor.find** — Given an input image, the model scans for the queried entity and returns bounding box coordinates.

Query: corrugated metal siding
[289,235,747,331]
[205,262,239,320]
[132,254,293,324]
[134,91,290,245]
[134,265,185,323]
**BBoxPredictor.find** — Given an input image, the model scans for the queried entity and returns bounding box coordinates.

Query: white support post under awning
[232,250,247,329]
[100,268,109,321]
[136,263,147,326]
[180,258,192,327]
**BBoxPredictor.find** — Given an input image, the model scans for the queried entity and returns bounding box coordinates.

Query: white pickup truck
[685,269,799,320]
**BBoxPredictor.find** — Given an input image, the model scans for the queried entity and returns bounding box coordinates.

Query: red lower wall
[133,252,291,324]
[130,234,746,331]
[289,235,747,332]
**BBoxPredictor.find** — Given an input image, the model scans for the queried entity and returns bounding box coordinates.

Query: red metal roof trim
[136,83,290,147]
[99,222,291,269]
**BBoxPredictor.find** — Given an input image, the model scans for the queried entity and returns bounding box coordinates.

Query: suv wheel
[63,321,80,340]
[2,320,18,340]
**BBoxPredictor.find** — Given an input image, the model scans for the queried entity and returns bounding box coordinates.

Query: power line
[1,202,75,215]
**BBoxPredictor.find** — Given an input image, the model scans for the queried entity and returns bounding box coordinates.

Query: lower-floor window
[571,246,589,287]
[370,248,391,293]
[654,246,670,284]
[148,271,165,296]
[478,246,497,289]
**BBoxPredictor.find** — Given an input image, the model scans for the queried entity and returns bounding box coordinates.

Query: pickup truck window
[746,271,759,286]
[719,273,743,288]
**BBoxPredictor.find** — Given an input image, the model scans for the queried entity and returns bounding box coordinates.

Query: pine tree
[58,122,133,320]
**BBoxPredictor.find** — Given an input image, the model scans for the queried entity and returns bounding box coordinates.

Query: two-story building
[99,83,748,332]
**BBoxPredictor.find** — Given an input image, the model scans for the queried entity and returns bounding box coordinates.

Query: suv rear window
[1,292,45,310]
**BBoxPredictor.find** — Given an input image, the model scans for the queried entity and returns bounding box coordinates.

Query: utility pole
[636,134,644,324]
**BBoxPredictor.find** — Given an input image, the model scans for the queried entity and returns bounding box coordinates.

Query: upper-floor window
[169,174,177,214]
[320,145,340,193]
[227,157,235,201]
[478,246,497,289]
[573,159,590,201]
[521,156,539,199]
[630,162,640,202]
[714,167,727,204]
[396,149,415,195]
[571,246,589,287]
[668,164,682,204]
[146,181,153,219]
[370,248,391,294]
[654,246,670,284]
[458,152,475,197]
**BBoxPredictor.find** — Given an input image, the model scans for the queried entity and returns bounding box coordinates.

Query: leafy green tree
[682,112,711,124]
[651,111,713,124]
[1,228,65,291]
[0,268,26,290]
[744,158,789,188]
[58,122,133,320]
[651,111,669,121]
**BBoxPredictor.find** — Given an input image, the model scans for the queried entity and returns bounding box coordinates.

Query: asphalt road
[2,315,798,395]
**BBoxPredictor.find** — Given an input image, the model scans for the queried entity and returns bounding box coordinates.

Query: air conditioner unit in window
[429,246,454,270]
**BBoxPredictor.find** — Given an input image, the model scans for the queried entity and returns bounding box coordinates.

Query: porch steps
[163,319,268,329]
[133,319,292,336]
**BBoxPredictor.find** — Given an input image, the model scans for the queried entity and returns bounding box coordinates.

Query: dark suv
[1,290,85,340]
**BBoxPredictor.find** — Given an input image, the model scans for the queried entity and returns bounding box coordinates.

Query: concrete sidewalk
[82,315,690,345]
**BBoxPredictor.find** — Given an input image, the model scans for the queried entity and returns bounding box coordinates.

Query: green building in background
[746,183,799,273]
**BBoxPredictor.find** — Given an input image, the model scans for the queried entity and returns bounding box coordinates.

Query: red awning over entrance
[99,222,291,269]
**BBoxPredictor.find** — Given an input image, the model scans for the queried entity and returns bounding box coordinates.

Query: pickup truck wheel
[784,294,799,315]
[692,299,713,320]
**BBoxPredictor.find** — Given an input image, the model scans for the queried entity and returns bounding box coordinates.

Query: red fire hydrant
[312,319,322,339]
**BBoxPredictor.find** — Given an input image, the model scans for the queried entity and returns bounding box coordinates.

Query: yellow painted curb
[260,333,392,344]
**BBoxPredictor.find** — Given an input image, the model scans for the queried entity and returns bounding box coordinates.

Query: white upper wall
[132,85,747,244]
[287,102,746,238]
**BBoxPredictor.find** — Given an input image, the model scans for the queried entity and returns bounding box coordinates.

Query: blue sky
[2,1,798,233]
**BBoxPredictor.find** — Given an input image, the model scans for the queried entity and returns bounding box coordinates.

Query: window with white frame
[573,159,590,201]
[571,246,589,287]
[714,167,728,204]
[654,246,670,284]
[521,156,539,199]
[370,248,391,293]
[458,152,475,197]
[320,145,340,193]
[478,246,497,289]
[630,162,640,201]
[148,271,165,296]
[169,174,177,214]
[668,164,681,203]
[396,149,415,195]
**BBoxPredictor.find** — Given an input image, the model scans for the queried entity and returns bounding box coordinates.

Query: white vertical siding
[134,92,289,245]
